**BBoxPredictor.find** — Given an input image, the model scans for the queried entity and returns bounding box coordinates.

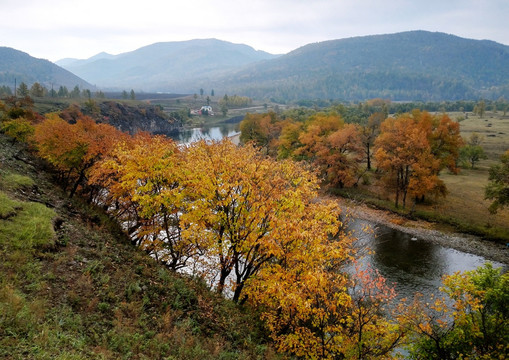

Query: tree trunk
[366,142,371,170]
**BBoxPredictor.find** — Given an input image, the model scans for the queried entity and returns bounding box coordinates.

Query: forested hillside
[220,31,509,101]
[4,31,509,101]
[0,47,93,90]
[52,31,509,101]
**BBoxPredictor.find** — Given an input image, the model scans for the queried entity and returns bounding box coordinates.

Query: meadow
[436,111,509,235]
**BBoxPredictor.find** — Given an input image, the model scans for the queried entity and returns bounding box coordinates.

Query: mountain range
[2,31,509,101]
[56,39,278,92]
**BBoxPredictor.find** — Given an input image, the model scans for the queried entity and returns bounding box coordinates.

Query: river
[347,217,507,300]
[170,123,240,144]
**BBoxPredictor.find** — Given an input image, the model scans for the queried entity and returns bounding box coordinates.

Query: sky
[1,0,508,62]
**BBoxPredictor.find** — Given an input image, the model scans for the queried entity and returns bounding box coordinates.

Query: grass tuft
[0,191,56,251]
[0,169,35,191]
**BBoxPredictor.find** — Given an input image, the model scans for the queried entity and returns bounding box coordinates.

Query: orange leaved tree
[34,112,124,197]
[374,111,461,208]
[296,113,364,187]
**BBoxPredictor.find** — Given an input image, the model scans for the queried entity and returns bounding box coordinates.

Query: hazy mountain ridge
[0,47,93,90]
[55,52,116,67]
[59,39,279,91]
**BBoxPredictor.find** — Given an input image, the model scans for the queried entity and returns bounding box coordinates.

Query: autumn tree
[89,133,198,269]
[0,117,34,143]
[246,242,404,359]
[375,111,462,208]
[0,96,41,143]
[427,112,463,174]
[239,111,283,155]
[360,112,384,170]
[295,112,364,187]
[180,139,341,301]
[34,112,124,197]
[344,265,404,359]
[375,116,437,208]
[403,263,509,359]
[485,149,509,213]
[296,112,343,159]
[277,120,305,160]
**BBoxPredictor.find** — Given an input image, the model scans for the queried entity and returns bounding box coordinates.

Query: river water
[170,124,507,301]
[170,123,240,144]
[347,218,507,300]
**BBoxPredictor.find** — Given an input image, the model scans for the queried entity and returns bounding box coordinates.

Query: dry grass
[456,111,509,162]
[437,169,509,229]
[415,111,509,235]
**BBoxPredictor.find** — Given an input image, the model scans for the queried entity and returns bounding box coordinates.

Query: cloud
[0,0,507,61]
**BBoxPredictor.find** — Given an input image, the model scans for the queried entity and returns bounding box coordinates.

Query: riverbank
[329,196,509,265]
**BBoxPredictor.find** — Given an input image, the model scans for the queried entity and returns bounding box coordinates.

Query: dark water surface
[347,218,507,300]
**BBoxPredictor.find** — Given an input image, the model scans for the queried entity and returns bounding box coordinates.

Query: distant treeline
[293,98,508,118]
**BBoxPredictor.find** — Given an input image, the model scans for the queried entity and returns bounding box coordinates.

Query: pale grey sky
[1,0,508,62]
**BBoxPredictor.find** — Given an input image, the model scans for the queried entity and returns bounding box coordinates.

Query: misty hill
[216,31,509,101]
[0,47,93,90]
[55,52,116,67]
[58,39,278,91]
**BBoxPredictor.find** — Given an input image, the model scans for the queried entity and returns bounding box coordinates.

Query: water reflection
[171,123,240,144]
[347,218,506,300]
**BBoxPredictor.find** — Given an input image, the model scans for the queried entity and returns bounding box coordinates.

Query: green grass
[0,169,35,191]
[0,191,20,218]
[0,190,56,250]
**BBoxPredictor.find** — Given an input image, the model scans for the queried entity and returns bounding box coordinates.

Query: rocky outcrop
[97,101,182,136]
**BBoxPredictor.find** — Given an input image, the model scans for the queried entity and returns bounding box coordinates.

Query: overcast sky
[1,0,508,62]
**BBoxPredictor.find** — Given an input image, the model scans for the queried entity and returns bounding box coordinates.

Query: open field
[454,111,509,163]
[433,111,509,237]
[338,110,509,241]
[436,168,509,230]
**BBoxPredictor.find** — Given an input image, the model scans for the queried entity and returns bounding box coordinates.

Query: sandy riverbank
[329,197,509,266]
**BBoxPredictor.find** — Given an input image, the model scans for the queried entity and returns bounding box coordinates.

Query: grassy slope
[0,134,277,359]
